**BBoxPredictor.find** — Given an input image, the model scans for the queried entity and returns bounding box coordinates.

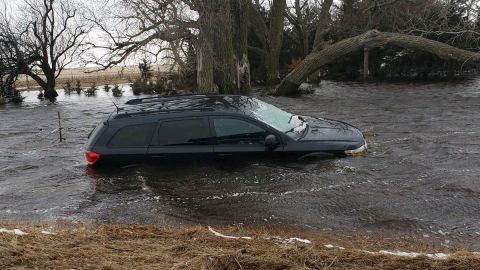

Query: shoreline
[1,221,479,269]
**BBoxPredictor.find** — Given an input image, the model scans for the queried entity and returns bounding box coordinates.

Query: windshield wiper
[289,115,306,123]
[285,115,307,134]
[288,114,305,123]
[285,122,308,135]
[288,114,294,123]
[285,127,295,134]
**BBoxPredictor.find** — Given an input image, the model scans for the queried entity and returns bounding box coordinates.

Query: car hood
[299,116,364,143]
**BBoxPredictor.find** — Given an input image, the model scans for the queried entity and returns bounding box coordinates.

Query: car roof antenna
[109,96,120,114]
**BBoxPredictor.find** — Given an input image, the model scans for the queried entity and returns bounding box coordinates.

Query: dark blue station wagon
[85,95,367,167]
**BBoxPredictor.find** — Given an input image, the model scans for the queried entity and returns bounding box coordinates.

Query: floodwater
[1,80,480,244]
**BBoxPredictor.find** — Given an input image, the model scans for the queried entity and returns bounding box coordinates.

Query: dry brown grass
[0,222,479,270]
[15,65,174,90]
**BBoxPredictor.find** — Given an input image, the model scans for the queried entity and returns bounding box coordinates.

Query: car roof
[109,94,259,121]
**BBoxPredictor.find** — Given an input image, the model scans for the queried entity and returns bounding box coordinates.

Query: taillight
[85,151,101,166]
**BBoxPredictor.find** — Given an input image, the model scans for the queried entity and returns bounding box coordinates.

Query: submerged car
[85,95,367,166]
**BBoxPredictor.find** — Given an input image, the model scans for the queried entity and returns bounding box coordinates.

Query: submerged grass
[0,222,479,270]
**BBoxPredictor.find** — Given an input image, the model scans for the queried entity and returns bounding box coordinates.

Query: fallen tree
[275,30,480,96]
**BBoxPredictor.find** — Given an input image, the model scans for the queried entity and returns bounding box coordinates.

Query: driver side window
[213,118,268,145]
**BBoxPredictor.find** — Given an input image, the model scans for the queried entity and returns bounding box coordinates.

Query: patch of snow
[207,228,310,244]
[379,250,420,258]
[0,228,27,235]
[376,250,449,260]
[208,226,252,240]
[426,253,448,259]
[324,244,345,250]
[286,237,311,244]
[41,230,56,235]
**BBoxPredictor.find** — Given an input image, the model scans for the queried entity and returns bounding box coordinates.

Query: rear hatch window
[86,122,106,148]
[108,124,155,147]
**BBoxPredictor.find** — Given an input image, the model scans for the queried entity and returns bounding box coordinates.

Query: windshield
[249,98,307,138]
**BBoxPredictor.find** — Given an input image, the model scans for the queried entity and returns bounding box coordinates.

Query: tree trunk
[196,1,216,93]
[44,71,58,99]
[197,0,238,94]
[312,0,333,51]
[212,0,237,94]
[309,0,333,84]
[233,0,251,93]
[44,83,58,99]
[0,72,16,97]
[265,0,286,85]
[275,30,480,96]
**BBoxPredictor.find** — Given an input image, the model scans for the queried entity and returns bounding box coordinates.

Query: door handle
[152,155,166,158]
[217,153,232,157]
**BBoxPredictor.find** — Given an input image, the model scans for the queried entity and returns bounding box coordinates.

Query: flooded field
[1,80,480,246]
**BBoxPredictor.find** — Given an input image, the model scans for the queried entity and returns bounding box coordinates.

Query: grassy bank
[1,222,479,269]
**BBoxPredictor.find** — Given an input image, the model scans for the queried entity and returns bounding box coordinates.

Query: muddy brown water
[1,80,480,246]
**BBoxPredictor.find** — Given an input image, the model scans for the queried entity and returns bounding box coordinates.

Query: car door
[147,117,214,162]
[210,116,283,160]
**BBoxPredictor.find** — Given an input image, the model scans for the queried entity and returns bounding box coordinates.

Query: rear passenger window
[108,124,155,147]
[157,119,210,146]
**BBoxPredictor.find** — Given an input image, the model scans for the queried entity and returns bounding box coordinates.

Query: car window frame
[150,116,213,147]
[208,115,283,147]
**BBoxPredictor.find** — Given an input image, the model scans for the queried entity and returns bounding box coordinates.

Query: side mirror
[265,134,280,149]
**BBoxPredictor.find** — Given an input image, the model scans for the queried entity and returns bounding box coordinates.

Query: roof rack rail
[113,107,215,119]
[125,93,223,105]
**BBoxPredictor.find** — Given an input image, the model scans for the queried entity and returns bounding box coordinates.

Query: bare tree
[285,0,311,58]
[196,0,251,93]
[0,7,39,98]
[285,0,332,57]
[403,0,480,48]
[0,0,89,99]
[88,0,195,68]
[0,13,20,97]
[24,0,89,99]
[283,0,333,83]
[91,0,251,94]
[249,0,287,85]
[312,0,334,51]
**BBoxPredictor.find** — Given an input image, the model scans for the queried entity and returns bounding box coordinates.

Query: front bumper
[345,140,368,157]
